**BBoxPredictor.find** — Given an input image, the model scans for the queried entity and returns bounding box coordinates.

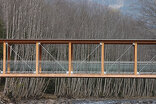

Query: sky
[93,0,140,16]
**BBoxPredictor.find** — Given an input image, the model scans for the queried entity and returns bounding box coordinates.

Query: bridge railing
[0,39,156,78]
[0,61,156,74]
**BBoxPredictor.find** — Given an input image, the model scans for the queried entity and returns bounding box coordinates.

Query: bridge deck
[1,74,156,78]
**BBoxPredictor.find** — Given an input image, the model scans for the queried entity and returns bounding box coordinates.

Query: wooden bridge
[0,39,156,78]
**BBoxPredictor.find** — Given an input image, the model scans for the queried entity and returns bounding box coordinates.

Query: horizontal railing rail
[0,39,156,44]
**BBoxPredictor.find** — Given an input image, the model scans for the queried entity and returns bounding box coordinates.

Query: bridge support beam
[36,42,40,74]
[3,42,6,74]
[39,44,42,73]
[134,43,137,75]
[7,43,10,73]
[68,42,72,75]
[101,43,104,75]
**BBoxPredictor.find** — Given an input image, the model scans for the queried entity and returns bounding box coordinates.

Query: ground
[1,92,156,104]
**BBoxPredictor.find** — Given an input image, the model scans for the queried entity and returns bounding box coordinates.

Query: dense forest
[0,0,156,102]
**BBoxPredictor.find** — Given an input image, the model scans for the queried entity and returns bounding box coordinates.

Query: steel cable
[40,44,67,71]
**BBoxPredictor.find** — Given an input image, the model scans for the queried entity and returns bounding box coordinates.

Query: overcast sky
[93,0,140,16]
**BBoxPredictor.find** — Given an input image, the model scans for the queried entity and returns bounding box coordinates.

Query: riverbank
[1,92,156,104]
[14,98,156,104]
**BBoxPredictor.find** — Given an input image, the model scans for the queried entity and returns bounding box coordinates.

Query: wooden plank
[134,43,138,75]
[68,42,72,75]
[7,44,10,73]
[1,73,156,78]
[101,43,104,75]
[36,42,39,74]
[3,42,6,74]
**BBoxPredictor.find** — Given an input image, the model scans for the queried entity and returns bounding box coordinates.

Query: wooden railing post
[68,42,72,75]
[134,42,137,75]
[7,43,10,73]
[3,42,6,74]
[36,42,39,74]
[101,43,104,75]
[39,44,42,73]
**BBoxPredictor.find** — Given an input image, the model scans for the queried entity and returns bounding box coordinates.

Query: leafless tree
[0,0,156,100]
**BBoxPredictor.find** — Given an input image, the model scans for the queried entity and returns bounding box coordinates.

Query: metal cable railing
[8,44,34,71]
[138,55,156,74]
[40,44,67,72]
[106,45,133,73]
[74,44,101,73]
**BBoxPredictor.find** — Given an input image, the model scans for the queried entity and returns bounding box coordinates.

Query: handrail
[0,39,155,44]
